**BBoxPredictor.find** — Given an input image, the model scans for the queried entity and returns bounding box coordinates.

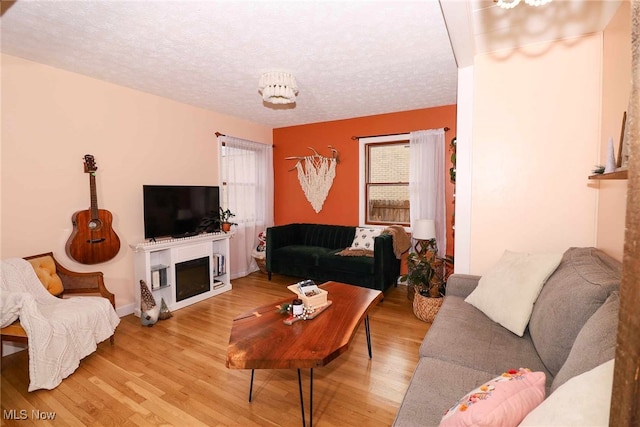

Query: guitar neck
[89,173,99,220]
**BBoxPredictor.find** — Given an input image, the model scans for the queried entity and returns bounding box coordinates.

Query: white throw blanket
[0,258,120,391]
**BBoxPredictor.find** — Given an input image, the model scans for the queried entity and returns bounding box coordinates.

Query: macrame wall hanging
[286,146,339,213]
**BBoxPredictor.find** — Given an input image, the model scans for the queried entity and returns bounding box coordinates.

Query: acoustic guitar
[66,155,121,264]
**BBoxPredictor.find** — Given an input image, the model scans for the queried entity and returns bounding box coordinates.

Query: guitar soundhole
[88,219,103,230]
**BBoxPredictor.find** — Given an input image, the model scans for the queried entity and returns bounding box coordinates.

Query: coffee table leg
[298,369,306,427]
[249,369,255,402]
[309,368,314,427]
[251,369,308,427]
[365,315,372,358]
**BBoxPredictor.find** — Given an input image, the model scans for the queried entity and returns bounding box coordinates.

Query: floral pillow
[439,368,546,427]
[349,227,381,251]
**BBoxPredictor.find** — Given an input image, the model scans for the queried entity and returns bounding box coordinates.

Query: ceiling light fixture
[258,71,298,105]
[495,0,552,9]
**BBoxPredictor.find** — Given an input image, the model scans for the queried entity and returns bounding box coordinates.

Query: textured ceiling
[0,0,459,128]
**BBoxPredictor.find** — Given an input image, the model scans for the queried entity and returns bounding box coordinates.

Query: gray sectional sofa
[394,247,621,426]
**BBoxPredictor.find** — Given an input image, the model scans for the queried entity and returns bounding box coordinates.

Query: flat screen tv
[143,185,220,239]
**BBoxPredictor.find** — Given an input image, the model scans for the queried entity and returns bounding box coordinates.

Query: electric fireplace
[175,256,210,302]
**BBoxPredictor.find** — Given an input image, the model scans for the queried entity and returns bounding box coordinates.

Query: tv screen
[143,185,220,239]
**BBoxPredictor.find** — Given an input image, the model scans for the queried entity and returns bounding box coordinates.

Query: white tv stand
[130,232,232,317]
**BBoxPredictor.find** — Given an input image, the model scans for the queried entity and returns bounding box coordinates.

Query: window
[220,144,259,223]
[218,135,274,278]
[359,134,411,226]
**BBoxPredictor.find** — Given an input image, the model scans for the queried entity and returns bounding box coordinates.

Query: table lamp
[412,219,437,256]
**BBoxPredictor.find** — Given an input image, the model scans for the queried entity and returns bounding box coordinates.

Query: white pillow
[465,250,562,336]
[349,227,381,251]
[518,359,614,426]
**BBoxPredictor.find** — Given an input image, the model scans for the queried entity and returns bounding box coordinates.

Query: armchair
[1,253,120,391]
[1,252,117,355]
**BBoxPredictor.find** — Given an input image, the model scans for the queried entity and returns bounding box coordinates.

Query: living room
[1,0,631,309]
[1,0,638,425]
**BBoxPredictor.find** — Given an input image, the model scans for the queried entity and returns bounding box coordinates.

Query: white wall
[453,65,474,273]
[1,54,272,315]
[468,34,602,273]
[596,1,631,260]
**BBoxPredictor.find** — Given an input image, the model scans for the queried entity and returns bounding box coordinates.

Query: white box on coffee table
[287,284,328,309]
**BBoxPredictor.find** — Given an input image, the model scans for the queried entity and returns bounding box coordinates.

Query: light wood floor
[1,273,430,427]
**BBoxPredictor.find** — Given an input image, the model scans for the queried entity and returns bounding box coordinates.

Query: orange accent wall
[273,105,457,256]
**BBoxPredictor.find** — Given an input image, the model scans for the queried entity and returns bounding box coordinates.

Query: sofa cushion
[27,255,64,296]
[528,247,621,377]
[445,274,481,298]
[270,245,333,267]
[519,359,614,427]
[320,249,375,275]
[439,368,546,427]
[300,224,355,249]
[393,358,498,427]
[464,250,562,337]
[550,291,619,393]
[420,296,552,384]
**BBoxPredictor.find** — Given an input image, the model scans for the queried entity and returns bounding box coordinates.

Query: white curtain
[218,135,274,278]
[409,129,446,258]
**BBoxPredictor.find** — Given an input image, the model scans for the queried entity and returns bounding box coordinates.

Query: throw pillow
[550,291,619,393]
[349,227,381,251]
[528,247,621,377]
[464,250,562,336]
[439,368,546,427]
[519,359,614,426]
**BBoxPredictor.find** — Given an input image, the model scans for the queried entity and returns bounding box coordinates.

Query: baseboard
[116,303,136,317]
[231,266,259,280]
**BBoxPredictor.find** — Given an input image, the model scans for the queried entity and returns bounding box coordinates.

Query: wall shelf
[588,170,628,180]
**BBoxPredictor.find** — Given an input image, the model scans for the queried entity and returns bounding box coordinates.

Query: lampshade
[258,71,298,105]
[412,219,436,241]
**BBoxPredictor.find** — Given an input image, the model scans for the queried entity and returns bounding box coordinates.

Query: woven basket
[407,284,416,302]
[412,292,443,323]
[254,256,267,274]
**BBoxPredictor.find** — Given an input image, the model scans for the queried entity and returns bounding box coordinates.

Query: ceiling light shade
[259,71,298,105]
[524,0,552,6]
[496,0,521,9]
[495,0,551,9]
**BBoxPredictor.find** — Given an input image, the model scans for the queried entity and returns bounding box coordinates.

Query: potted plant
[402,250,453,322]
[218,208,237,232]
[403,251,443,298]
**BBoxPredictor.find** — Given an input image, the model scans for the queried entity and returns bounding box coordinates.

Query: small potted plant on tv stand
[218,208,237,232]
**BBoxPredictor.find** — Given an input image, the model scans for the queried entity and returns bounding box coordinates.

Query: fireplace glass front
[175,256,210,302]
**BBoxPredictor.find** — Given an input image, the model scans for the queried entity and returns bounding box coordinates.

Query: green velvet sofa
[266,223,400,292]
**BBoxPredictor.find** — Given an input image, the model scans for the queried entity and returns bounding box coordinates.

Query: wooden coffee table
[226,281,383,427]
